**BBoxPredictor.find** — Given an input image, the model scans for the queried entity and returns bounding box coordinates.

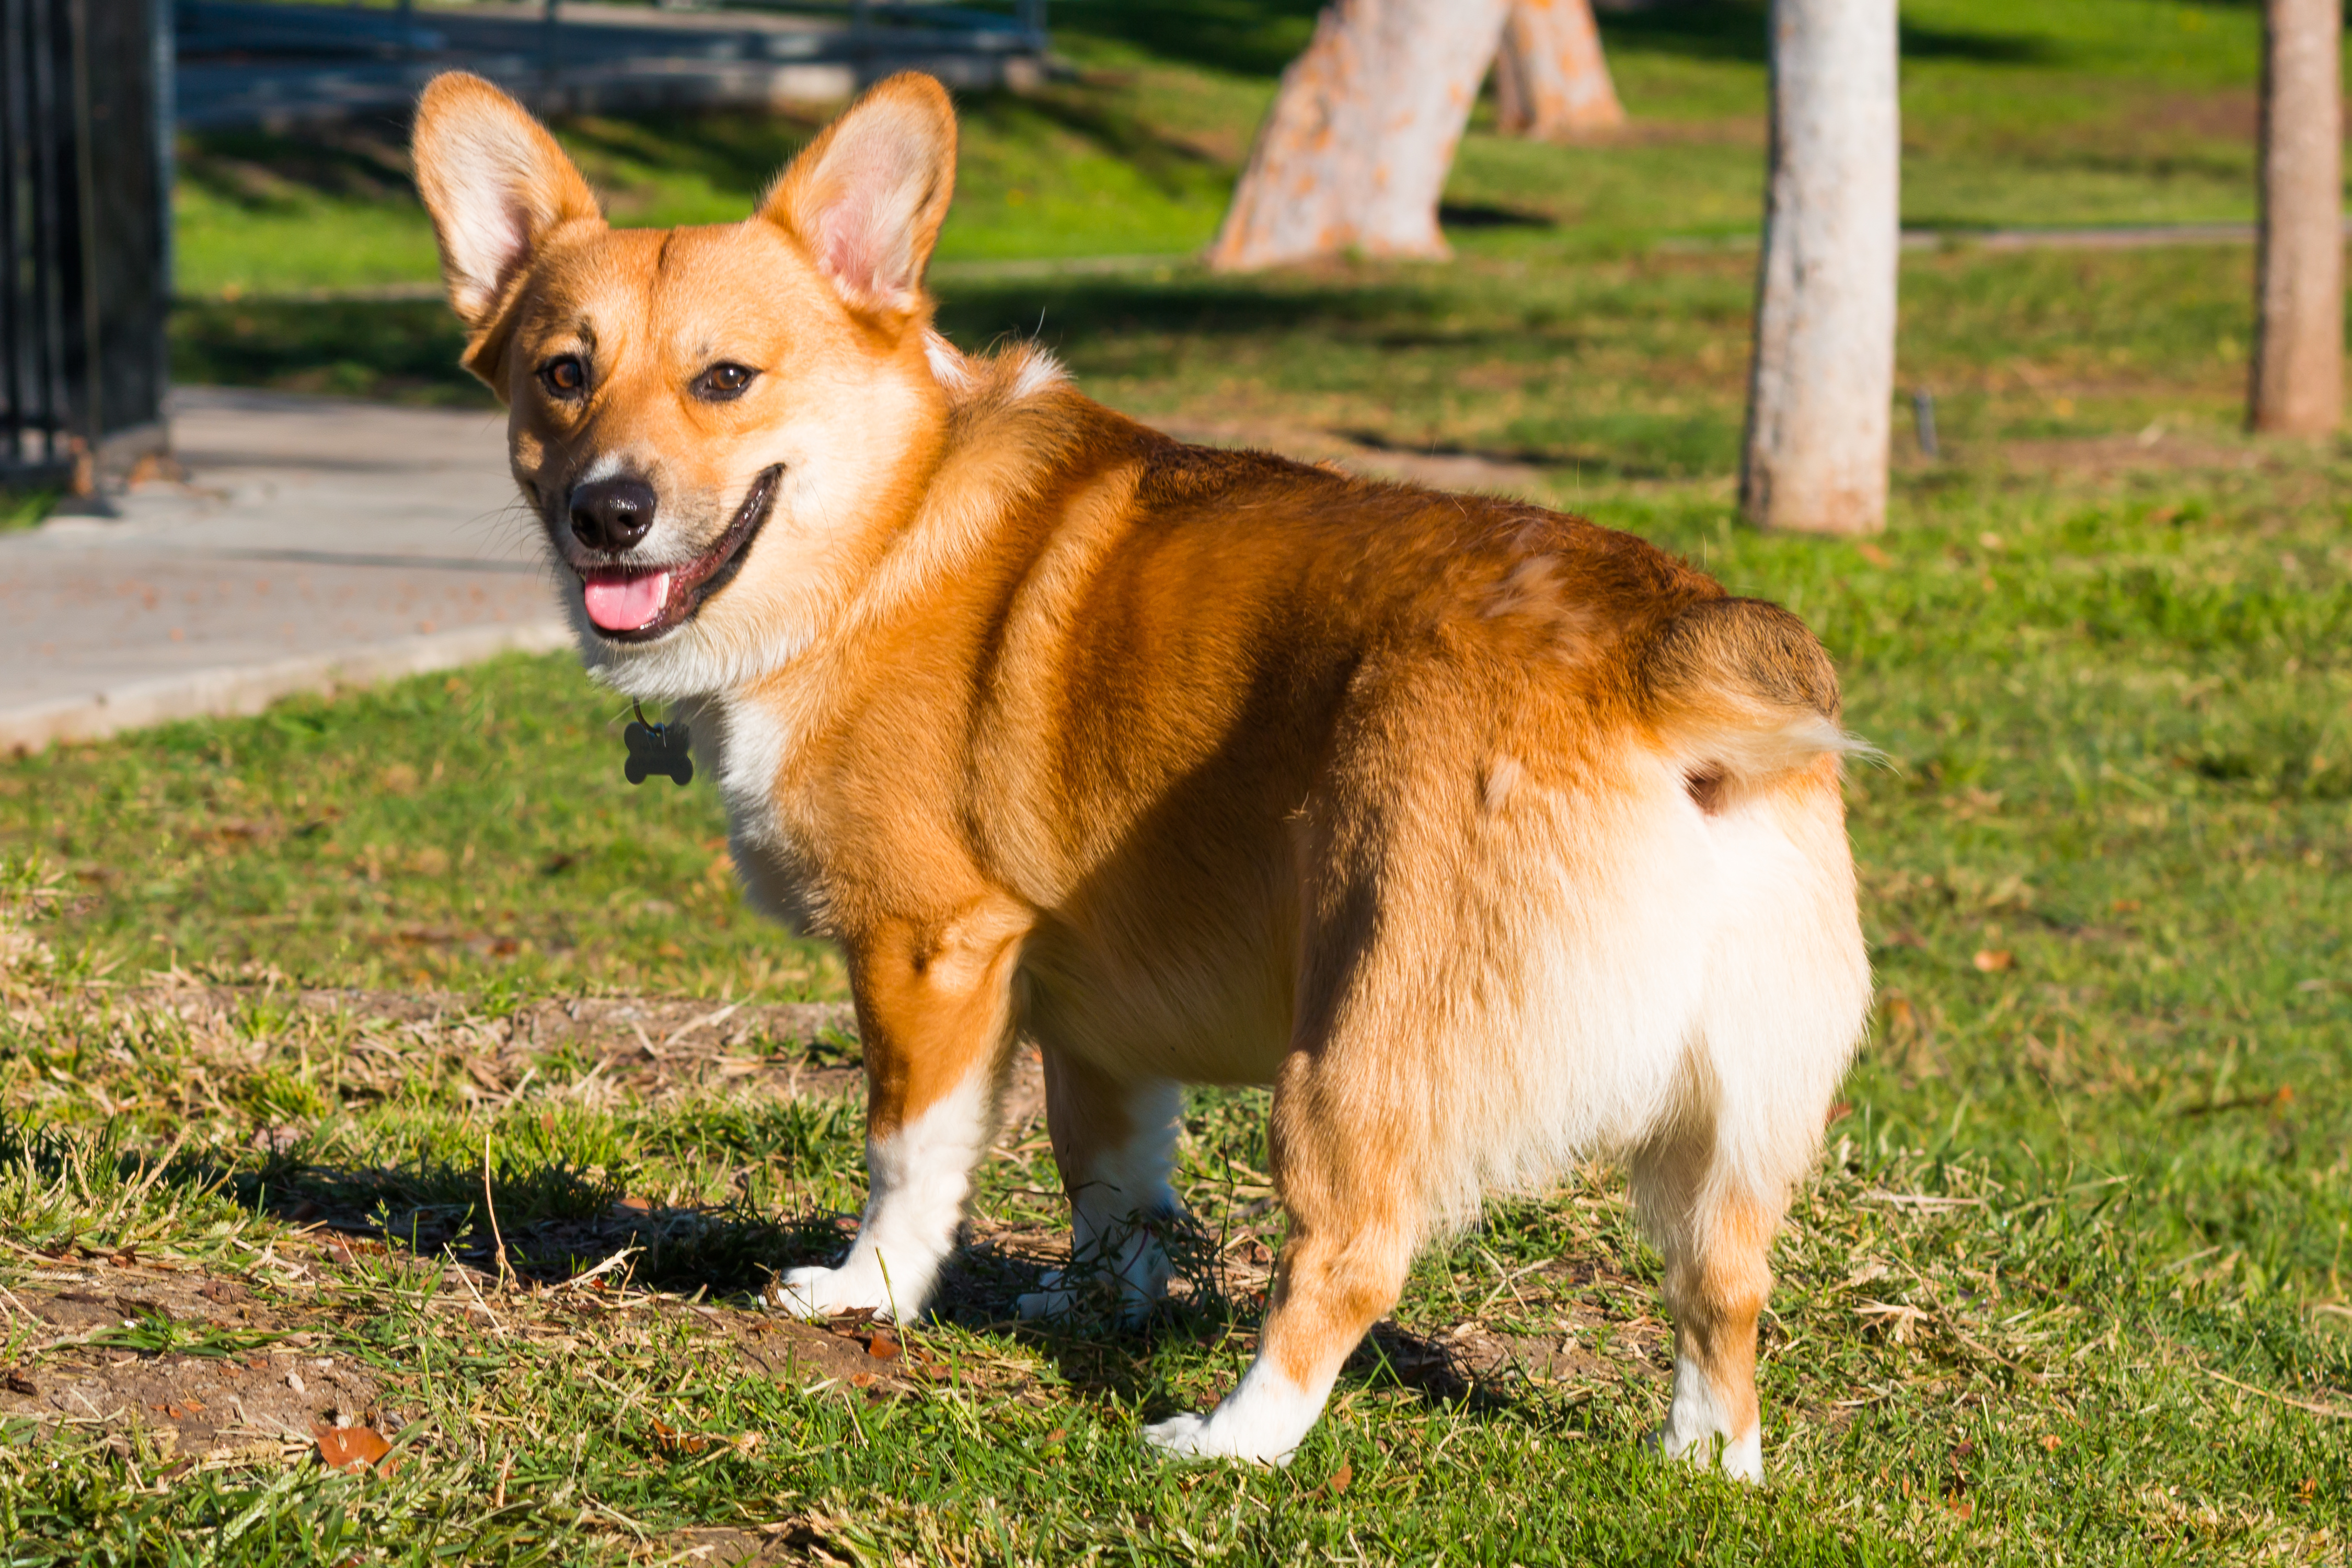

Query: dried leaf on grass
[314,1423,395,1474]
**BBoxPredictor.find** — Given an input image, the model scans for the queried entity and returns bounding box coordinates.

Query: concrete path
[0,387,571,755]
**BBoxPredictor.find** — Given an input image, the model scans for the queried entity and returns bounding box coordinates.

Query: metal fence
[0,0,170,492]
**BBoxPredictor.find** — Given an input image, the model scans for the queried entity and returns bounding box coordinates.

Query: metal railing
[0,0,170,492]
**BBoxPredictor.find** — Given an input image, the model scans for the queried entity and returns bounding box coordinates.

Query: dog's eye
[539,356,587,398]
[693,363,757,402]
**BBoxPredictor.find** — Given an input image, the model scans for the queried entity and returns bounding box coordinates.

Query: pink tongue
[582,571,673,632]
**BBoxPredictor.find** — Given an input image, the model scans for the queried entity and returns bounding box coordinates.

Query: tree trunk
[1207,0,1512,272]
[1493,0,1624,141]
[1739,0,1899,535]
[2249,0,2342,436]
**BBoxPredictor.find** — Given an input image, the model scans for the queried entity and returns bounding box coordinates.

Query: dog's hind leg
[1633,765,1870,1482]
[767,897,1029,1322]
[1631,1121,1783,1483]
[1144,1040,1425,1465]
[1017,1052,1183,1323]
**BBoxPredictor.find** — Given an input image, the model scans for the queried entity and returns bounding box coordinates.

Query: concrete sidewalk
[0,387,572,755]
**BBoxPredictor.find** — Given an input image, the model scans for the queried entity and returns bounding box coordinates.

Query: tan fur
[412,71,1872,1472]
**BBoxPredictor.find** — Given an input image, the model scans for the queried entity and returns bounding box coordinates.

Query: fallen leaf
[1327,1462,1353,1495]
[2040,1434,2061,1452]
[315,1424,393,1474]
[1971,949,2014,973]
[648,1417,709,1456]
[1856,542,1892,568]
[1044,1428,1066,1444]
[866,1335,901,1362]
[850,1372,875,1389]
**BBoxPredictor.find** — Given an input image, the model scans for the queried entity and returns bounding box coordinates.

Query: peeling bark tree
[2249,0,2343,436]
[1739,0,1899,536]
[1207,0,1512,272]
[1493,0,1624,141]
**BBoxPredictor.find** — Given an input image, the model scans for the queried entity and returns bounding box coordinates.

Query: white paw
[1013,1271,1074,1320]
[1142,1408,1299,1466]
[1141,1360,1323,1465]
[765,1262,893,1321]
[1651,1422,1764,1484]
[1142,1411,1226,1459]
[1015,1267,1162,1325]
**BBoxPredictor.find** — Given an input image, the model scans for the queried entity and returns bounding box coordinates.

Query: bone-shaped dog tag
[624,710,693,787]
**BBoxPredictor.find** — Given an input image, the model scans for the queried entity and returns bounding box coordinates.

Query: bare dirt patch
[0,1240,943,1473]
[120,984,867,1108]
[1,1255,386,1467]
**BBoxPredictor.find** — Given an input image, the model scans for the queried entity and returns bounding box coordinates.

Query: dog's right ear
[411,73,601,334]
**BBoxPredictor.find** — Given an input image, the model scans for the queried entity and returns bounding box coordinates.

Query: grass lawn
[2,0,2346,1561]
[4,447,2349,1562]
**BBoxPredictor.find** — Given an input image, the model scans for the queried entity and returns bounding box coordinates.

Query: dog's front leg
[767,903,1027,1322]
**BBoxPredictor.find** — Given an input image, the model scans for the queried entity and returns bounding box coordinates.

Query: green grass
[6,412,2350,1564]
[171,0,2312,305]
[0,659,831,1001]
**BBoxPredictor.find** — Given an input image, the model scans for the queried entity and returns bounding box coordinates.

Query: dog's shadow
[925,1230,1524,1417]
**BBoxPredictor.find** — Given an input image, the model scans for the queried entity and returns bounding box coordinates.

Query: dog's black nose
[569,477,658,551]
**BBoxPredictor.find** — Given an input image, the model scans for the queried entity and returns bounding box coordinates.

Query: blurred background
[159,0,2296,463]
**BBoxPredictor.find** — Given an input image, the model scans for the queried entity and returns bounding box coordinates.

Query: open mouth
[577,465,781,641]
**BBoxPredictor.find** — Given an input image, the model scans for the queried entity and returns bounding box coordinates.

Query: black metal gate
[0,0,170,492]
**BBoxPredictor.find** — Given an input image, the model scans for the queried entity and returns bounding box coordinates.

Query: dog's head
[411,72,958,695]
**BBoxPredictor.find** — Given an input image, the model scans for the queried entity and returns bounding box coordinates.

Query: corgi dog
[412,70,1870,1478]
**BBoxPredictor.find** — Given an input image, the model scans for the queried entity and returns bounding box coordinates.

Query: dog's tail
[1636,596,1865,802]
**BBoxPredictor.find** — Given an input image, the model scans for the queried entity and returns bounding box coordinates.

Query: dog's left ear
[762,73,956,317]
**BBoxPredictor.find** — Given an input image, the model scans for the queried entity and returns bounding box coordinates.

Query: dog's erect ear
[760,73,956,316]
[411,72,602,330]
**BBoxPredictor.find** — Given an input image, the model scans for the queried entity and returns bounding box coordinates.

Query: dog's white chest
[697,689,826,932]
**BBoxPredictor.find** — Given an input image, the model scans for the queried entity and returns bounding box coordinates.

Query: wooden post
[1493,0,1624,141]
[1207,0,1512,272]
[2250,0,2342,436]
[1739,0,1899,535]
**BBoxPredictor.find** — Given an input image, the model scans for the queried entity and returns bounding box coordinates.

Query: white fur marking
[1007,349,1067,402]
[1017,1081,1181,1323]
[924,332,975,392]
[1145,1355,1332,1466]
[766,1071,989,1320]
[1656,1350,1764,1483]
